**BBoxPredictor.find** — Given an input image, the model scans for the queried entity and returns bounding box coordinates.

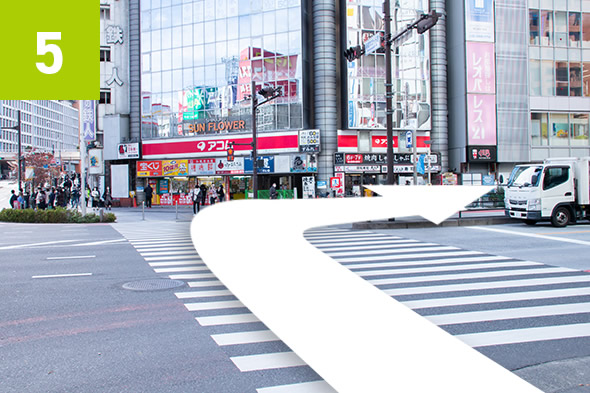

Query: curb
[352,216,513,229]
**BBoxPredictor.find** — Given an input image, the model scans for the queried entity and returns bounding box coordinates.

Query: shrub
[0,208,117,224]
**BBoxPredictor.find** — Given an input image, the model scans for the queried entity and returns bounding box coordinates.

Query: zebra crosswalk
[113,222,590,392]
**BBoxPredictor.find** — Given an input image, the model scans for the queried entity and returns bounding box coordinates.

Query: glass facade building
[139,0,306,139]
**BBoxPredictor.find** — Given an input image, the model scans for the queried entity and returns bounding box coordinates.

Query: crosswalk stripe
[336,250,482,263]
[230,352,306,372]
[369,266,572,286]
[325,245,459,257]
[145,255,201,261]
[313,239,418,248]
[304,232,382,240]
[382,275,590,296]
[153,266,209,273]
[196,313,260,326]
[428,302,590,325]
[169,273,216,280]
[345,255,511,270]
[457,322,590,347]
[306,236,392,245]
[128,236,191,243]
[356,261,540,278]
[257,381,337,393]
[135,245,195,251]
[148,260,203,267]
[317,240,420,252]
[404,287,590,309]
[188,280,223,287]
[140,250,198,257]
[175,289,233,299]
[185,300,245,311]
[212,330,279,346]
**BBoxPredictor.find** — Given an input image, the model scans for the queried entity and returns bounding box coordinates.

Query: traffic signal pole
[384,0,394,185]
[251,79,258,199]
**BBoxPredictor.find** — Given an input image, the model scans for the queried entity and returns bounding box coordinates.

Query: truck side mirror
[499,175,504,185]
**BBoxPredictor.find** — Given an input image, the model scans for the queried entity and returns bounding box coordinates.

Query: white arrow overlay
[190,186,542,393]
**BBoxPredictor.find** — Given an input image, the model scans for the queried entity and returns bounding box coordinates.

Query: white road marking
[471,226,590,246]
[457,322,590,347]
[356,261,540,278]
[175,289,232,299]
[325,245,459,257]
[149,260,203,267]
[335,250,483,263]
[317,240,420,252]
[71,239,127,246]
[196,313,260,326]
[145,255,201,261]
[188,280,223,287]
[345,255,510,270]
[140,250,198,257]
[428,302,590,325]
[382,275,590,296]
[134,243,194,250]
[46,255,96,260]
[169,273,216,280]
[404,287,590,309]
[212,330,279,346]
[231,352,307,372]
[185,300,244,311]
[0,239,79,250]
[313,239,416,248]
[32,273,92,279]
[153,266,209,273]
[257,381,336,393]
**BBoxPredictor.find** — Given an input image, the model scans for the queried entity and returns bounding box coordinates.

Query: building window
[530,60,541,96]
[100,46,111,62]
[550,113,569,146]
[555,61,569,96]
[541,60,554,96]
[570,62,582,96]
[569,12,581,47]
[571,114,589,146]
[583,13,590,48]
[541,10,553,46]
[530,10,539,45]
[100,5,110,20]
[100,89,112,104]
[584,62,590,97]
[555,11,568,47]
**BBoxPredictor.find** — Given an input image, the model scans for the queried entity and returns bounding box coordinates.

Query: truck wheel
[551,207,570,228]
[524,219,537,226]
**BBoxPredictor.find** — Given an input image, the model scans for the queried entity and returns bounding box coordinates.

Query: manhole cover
[122,279,185,291]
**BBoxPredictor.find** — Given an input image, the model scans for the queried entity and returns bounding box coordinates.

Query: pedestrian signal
[227,146,234,162]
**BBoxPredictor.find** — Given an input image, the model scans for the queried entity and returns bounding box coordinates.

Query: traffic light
[343,45,364,62]
[258,86,282,99]
[227,146,234,162]
[416,10,441,34]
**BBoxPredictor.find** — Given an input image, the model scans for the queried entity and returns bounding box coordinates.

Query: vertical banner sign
[302,176,316,199]
[465,0,497,152]
[82,100,96,142]
[0,1,99,99]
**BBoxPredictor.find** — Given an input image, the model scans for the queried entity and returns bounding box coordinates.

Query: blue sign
[482,175,495,185]
[405,131,413,148]
[317,181,327,189]
[417,154,425,175]
[348,101,355,128]
[245,156,275,173]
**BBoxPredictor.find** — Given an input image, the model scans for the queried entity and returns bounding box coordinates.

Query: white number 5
[36,32,63,75]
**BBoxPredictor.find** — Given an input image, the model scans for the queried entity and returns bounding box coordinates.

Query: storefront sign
[245,156,275,173]
[337,153,421,165]
[467,146,497,162]
[142,131,300,159]
[466,42,495,94]
[303,176,316,199]
[88,148,103,175]
[330,177,341,188]
[216,157,245,174]
[189,158,216,175]
[81,100,96,142]
[334,153,345,165]
[465,0,495,42]
[162,159,189,176]
[137,160,162,177]
[291,155,308,172]
[117,143,140,159]
[334,172,345,196]
[159,193,192,205]
[317,180,327,189]
[299,129,320,153]
[467,94,497,146]
[345,165,381,173]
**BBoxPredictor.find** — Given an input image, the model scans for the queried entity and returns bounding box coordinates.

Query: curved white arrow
[191,186,541,393]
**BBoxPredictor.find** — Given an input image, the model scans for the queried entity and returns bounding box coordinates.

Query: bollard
[175,201,178,221]
[99,208,104,222]
[142,201,145,221]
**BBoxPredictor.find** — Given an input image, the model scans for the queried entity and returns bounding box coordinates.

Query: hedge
[0,208,116,224]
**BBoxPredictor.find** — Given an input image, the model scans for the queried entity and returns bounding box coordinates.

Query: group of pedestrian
[189,183,225,214]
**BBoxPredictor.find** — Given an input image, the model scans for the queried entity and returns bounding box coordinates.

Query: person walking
[208,184,218,206]
[190,184,201,214]
[16,191,25,209]
[217,184,225,202]
[36,188,47,210]
[269,183,278,199]
[56,187,66,208]
[9,190,18,208]
[103,187,113,210]
[71,187,80,209]
[144,184,153,208]
[48,187,57,209]
[200,183,207,206]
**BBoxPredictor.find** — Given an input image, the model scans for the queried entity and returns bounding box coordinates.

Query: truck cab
[504,158,587,227]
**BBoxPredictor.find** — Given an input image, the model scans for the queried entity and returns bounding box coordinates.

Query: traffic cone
[133,197,137,208]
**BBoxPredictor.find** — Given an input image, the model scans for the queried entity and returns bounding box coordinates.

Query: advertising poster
[88,148,103,174]
[291,155,307,172]
[117,143,140,159]
[137,160,162,177]
[465,0,495,42]
[162,160,189,176]
[189,158,216,175]
[81,100,96,142]
[245,156,275,173]
[215,157,245,174]
[467,94,497,146]
[466,42,496,94]
[303,176,316,199]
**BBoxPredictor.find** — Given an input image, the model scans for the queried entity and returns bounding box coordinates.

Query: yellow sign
[162,160,188,176]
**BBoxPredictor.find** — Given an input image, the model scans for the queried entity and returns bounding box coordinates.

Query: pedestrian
[23,189,30,209]
[190,184,201,214]
[30,188,37,210]
[36,189,47,210]
[9,190,18,209]
[269,183,278,199]
[16,191,25,209]
[217,184,225,202]
[208,184,218,205]
[71,187,80,209]
[86,188,91,207]
[91,187,100,209]
[144,184,153,208]
[103,187,113,210]
[48,187,57,209]
[200,183,207,206]
[56,187,66,208]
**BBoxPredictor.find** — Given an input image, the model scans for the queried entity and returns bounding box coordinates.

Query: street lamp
[1,110,22,191]
[248,80,282,199]
[344,7,441,184]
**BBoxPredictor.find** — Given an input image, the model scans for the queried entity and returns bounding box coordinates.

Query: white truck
[504,157,590,227]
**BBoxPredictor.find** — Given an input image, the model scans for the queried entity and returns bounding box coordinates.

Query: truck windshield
[507,165,543,187]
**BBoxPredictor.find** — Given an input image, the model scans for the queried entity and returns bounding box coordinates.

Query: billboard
[467,94,497,146]
[466,42,496,94]
[465,0,495,42]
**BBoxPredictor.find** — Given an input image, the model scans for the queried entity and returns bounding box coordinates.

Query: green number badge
[0,1,99,99]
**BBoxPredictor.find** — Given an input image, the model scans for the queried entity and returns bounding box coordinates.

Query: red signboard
[137,160,162,176]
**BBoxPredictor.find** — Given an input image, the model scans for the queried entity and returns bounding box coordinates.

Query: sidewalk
[352,209,512,229]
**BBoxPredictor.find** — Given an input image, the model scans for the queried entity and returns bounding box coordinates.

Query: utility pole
[251,79,258,199]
